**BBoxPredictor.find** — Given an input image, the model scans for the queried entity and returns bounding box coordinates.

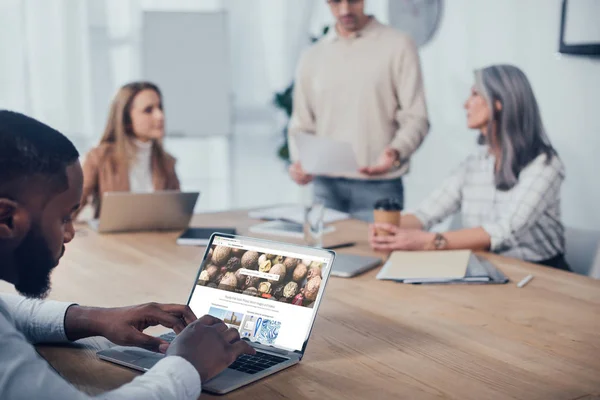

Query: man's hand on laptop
[167,315,256,382]
[65,302,197,352]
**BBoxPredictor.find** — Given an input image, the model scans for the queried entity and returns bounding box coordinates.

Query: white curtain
[0,0,93,143]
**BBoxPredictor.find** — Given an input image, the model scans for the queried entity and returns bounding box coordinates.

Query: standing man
[288,0,429,219]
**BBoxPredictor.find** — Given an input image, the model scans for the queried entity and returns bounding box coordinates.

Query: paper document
[376,250,472,281]
[248,205,349,225]
[294,132,359,175]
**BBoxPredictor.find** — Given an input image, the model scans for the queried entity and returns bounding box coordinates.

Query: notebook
[376,250,509,284]
[176,227,236,246]
[376,250,472,281]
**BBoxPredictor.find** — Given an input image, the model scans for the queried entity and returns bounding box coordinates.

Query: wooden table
[2,209,600,399]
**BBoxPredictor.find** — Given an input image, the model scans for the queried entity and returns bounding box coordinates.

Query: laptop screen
[187,234,334,353]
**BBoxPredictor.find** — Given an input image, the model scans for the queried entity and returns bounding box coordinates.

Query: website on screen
[188,236,330,352]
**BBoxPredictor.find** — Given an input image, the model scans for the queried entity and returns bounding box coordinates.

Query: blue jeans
[313,177,404,222]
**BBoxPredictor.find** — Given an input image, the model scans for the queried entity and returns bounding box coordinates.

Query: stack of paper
[294,132,359,175]
[248,205,349,225]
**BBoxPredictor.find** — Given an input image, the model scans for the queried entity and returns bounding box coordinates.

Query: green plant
[274,26,330,162]
[274,83,294,161]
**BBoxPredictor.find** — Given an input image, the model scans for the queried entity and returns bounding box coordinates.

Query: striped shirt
[413,147,565,262]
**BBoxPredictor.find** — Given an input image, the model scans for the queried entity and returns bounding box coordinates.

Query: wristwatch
[427,233,448,251]
[391,149,401,169]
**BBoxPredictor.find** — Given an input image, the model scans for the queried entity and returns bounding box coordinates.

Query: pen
[517,274,534,288]
[325,242,356,250]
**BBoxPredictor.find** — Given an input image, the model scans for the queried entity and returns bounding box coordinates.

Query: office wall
[227,0,390,114]
[142,11,232,136]
[404,0,600,230]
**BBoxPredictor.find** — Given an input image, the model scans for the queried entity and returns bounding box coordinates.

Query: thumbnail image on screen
[196,245,324,308]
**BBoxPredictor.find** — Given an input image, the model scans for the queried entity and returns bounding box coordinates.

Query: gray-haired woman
[369,64,569,270]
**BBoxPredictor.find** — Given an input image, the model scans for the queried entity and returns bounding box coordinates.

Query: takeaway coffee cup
[373,198,402,236]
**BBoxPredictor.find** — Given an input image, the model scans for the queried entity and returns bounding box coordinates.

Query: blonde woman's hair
[99,81,170,176]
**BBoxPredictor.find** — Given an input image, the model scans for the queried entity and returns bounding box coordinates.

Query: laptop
[97,233,335,394]
[176,227,237,246]
[330,253,382,278]
[89,191,199,233]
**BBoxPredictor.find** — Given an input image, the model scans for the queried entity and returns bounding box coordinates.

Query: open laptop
[97,233,335,394]
[89,191,199,233]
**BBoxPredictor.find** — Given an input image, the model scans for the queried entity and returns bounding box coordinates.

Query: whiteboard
[142,11,232,136]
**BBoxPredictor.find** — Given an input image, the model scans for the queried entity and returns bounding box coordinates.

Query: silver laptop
[89,191,199,233]
[330,253,382,278]
[97,233,335,394]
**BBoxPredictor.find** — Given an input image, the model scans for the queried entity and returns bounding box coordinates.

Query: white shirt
[129,140,154,193]
[0,294,201,400]
[413,147,565,262]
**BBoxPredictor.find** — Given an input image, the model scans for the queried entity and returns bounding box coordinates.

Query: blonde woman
[78,81,180,218]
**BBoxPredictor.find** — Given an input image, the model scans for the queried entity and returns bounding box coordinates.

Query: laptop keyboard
[159,331,288,374]
[228,352,288,374]
[159,331,177,342]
